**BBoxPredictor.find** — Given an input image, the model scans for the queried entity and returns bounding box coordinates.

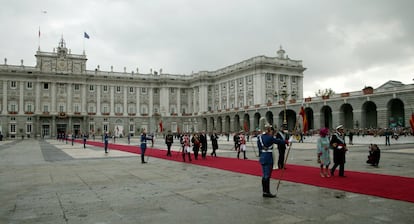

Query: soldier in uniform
[330,125,348,177]
[257,124,289,198]
[104,132,109,153]
[140,130,153,164]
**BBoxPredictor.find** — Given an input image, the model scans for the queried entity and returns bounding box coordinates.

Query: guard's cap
[336,125,344,130]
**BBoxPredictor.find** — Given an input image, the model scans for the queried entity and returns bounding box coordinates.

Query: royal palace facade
[0,38,413,139]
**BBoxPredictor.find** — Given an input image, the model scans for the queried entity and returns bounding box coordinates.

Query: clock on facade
[57,59,67,71]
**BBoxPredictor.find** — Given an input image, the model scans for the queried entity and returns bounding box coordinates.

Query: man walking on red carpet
[257,124,289,198]
[330,125,348,177]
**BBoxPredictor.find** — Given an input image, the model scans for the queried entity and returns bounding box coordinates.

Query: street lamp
[274,82,290,130]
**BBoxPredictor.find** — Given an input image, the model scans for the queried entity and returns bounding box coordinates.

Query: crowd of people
[61,123,406,198]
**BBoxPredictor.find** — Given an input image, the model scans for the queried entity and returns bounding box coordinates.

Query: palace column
[96,85,101,114]
[2,81,7,115]
[110,86,114,116]
[19,81,24,115]
[123,86,128,116]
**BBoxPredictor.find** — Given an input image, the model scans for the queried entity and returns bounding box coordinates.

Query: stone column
[51,82,56,113]
[148,88,153,115]
[96,85,101,114]
[123,86,128,116]
[35,82,41,113]
[19,81,24,114]
[67,83,72,113]
[110,86,114,116]
[81,83,86,114]
[2,81,7,115]
[136,87,140,115]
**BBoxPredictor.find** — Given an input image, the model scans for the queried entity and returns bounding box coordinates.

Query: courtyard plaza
[0,134,413,224]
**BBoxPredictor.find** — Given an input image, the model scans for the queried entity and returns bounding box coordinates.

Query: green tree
[315,88,335,97]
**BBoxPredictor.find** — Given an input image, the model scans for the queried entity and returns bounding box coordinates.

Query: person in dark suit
[210,131,219,157]
[276,126,288,169]
[165,130,174,157]
[367,144,381,167]
[200,131,208,159]
[330,125,348,177]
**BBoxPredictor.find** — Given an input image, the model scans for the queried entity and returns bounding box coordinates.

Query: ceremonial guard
[257,124,289,198]
[165,130,174,157]
[140,130,153,164]
[330,125,348,177]
[104,132,109,153]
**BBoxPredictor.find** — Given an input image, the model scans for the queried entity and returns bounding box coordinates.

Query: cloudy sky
[1,0,413,97]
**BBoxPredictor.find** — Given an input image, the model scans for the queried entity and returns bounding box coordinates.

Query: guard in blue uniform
[104,132,109,153]
[257,124,289,198]
[140,130,153,164]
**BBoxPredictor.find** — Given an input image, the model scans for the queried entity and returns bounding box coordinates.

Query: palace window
[26,124,32,133]
[27,82,33,89]
[10,81,17,89]
[10,124,16,133]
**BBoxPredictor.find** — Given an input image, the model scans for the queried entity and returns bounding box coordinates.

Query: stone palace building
[0,38,413,139]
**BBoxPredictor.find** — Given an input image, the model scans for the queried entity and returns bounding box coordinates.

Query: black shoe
[339,175,346,177]
[142,161,147,164]
[330,170,334,176]
[262,192,276,198]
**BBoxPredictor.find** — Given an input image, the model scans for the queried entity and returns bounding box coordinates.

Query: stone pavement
[0,138,413,224]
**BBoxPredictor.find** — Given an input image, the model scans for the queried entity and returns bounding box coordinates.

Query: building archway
[217,117,223,133]
[254,113,261,130]
[234,114,241,131]
[210,117,215,131]
[340,103,354,129]
[243,113,250,132]
[265,111,274,126]
[321,106,333,129]
[225,116,231,133]
[387,98,405,127]
[362,101,377,128]
[305,107,314,130]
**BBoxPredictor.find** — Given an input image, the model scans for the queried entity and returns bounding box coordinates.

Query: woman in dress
[317,128,331,177]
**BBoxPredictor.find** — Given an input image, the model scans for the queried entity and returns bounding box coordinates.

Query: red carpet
[84,141,414,203]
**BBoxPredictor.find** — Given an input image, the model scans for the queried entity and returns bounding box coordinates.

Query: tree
[315,88,335,97]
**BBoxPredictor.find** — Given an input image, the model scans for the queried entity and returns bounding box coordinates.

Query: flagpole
[275,112,301,196]
[38,26,40,50]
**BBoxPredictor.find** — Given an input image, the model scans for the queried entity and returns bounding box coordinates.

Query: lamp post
[274,82,290,130]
